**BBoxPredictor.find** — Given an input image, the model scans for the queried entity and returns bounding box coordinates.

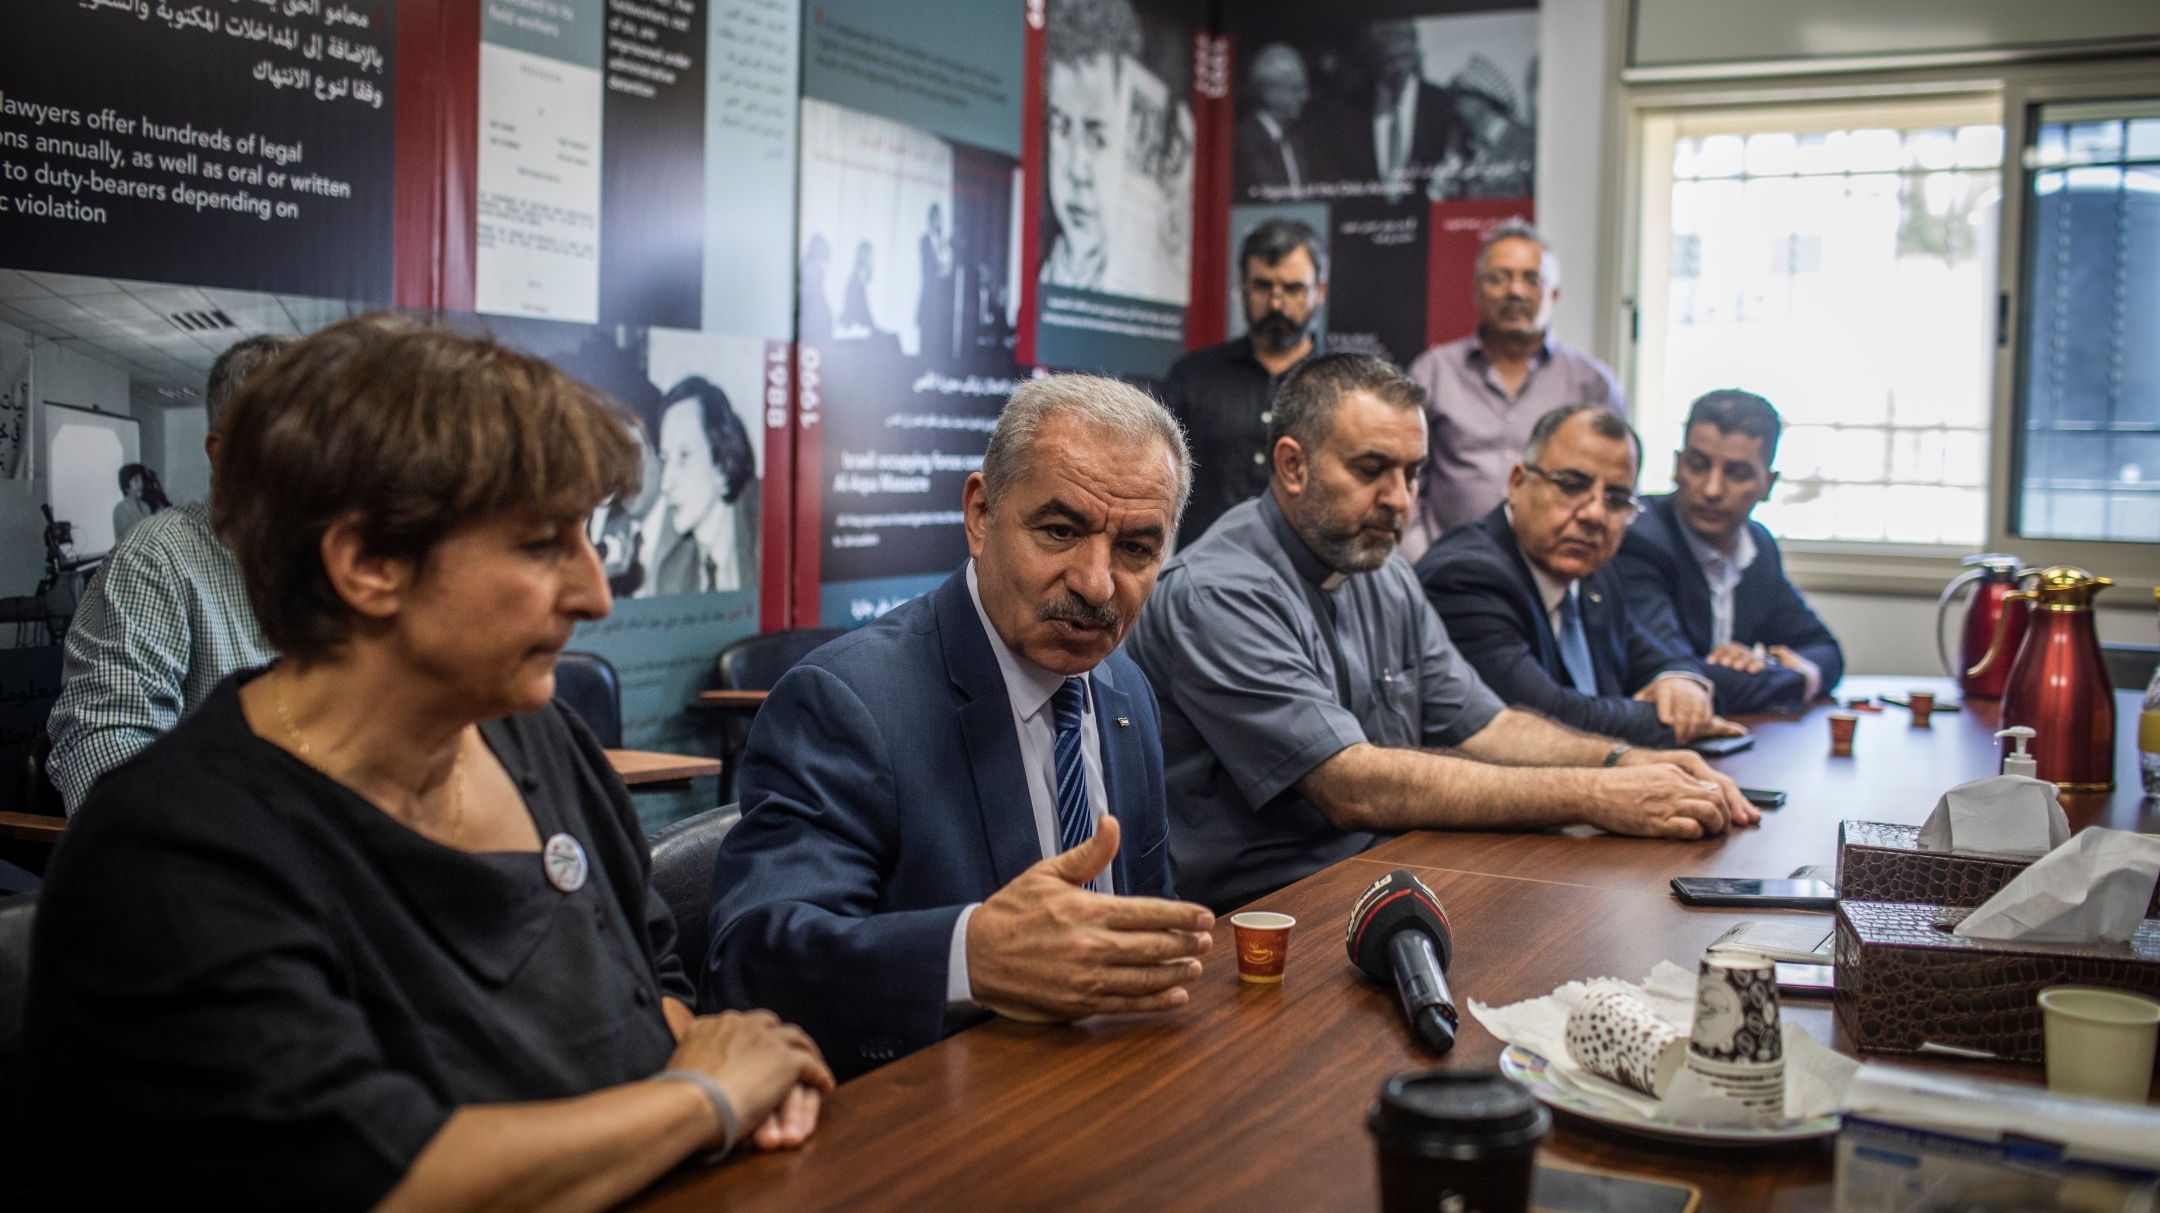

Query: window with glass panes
[2016,100,2160,543]
[1633,100,2003,545]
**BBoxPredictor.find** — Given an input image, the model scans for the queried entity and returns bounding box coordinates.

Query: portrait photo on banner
[1225,5,1538,364]
[1036,0,1196,378]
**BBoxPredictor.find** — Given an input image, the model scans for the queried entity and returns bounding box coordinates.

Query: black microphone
[1345,868,1459,1054]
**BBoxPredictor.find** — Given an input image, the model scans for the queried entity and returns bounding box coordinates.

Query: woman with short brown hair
[27,316,830,1211]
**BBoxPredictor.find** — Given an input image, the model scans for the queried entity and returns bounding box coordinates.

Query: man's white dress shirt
[1679,523,1758,650]
[946,560,1111,1008]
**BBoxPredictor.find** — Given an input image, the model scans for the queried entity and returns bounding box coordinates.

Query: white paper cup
[2039,986,2160,1104]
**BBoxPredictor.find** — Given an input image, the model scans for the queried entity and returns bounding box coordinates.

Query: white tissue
[1468,961,1858,1126]
[1953,828,2160,944]
[1916,775,2070,859]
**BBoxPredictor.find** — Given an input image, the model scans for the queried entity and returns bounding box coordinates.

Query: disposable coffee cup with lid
[1367,1070,1548,1213]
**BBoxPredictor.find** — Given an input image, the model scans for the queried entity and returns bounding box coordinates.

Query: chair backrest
[17,732,64,819]
[648,804,740,997]
[716,628,849,691]
[554,651,623,749]
[2102,643,2160,693]
[0,894,37,1112]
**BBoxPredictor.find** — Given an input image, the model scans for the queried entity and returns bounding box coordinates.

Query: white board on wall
[1633,0,2160,69]
[45,402,140,560]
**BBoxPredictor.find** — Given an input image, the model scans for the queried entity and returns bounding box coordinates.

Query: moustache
[1253,309,1299,333]
[1038,590,1121,633]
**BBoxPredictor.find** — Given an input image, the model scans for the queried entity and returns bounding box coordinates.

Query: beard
[1289,481,1404,575]
[1248,306,1311,355]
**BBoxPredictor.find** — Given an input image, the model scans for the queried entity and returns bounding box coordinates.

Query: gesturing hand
[966,814,1215,1023]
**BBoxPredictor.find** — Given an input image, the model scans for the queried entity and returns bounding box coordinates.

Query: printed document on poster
[476,41,603,322]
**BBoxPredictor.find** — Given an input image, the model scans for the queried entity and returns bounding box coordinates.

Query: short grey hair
[1524,402,1639,468]
[206,333,296,432]
[981,374,1192,523]
[1477,219,1560,287]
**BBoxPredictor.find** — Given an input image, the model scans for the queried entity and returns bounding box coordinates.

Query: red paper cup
[1908,690,1935,727]
[1231,911,1295,984]
[1828,711,1858,757]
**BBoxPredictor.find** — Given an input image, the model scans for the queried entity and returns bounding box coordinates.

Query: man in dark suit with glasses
[1415,403,1744,749]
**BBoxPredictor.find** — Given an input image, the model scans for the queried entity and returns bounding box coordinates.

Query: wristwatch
[1602,743,1632,768]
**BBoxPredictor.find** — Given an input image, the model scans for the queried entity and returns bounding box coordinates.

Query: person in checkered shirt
[45,333,292,813]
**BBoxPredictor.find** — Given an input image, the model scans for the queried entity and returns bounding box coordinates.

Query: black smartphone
[1669,877,1838,911]
[1774,963,1836,997]
[1532,1164,1698,1213]
[1739,787,1786,809]
[1688,734,1754,757]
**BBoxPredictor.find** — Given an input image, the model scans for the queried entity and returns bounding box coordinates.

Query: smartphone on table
[1669,877,1837,911]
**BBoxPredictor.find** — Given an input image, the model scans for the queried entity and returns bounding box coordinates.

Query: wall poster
[1222,4,1537,363]
[1027,0,1196,379]
[0,0,808,826]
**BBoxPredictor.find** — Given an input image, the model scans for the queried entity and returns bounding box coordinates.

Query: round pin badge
[542,833,588,893]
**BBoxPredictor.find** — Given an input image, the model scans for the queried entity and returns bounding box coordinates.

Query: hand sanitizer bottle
[1996,726,2038,779]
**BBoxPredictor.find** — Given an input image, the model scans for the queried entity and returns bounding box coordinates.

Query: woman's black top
[24,671,695,1209]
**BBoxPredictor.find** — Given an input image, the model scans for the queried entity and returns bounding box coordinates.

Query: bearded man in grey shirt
[46,334,290,812]
[1402,221,1624,559]
[1124,354,1753,912]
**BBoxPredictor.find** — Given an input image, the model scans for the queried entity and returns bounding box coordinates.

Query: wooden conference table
[631,676,2153,1213]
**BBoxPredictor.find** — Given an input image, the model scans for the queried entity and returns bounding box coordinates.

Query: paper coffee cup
[1565,984,1686,1098]
[1683,953,1785,1124]
[1231,912,1295,983]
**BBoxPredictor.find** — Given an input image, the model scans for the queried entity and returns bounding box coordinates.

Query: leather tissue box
[1833,900,2160,1061]
[1837,822,2160,916]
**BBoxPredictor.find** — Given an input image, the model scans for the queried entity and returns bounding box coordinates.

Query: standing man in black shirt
[1161,217,1328,548]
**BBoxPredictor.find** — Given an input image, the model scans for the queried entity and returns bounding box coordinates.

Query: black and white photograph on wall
[1230,7,1536,204]
[0,271,366,649]
[796,97,1025,624]
[1033,0,1196,376]
[489,319,768,601]
[1220,3,1537,365]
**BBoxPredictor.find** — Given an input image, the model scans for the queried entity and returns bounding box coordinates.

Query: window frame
[1609,57,2160,599]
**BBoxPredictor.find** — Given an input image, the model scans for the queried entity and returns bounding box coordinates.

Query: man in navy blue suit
[1415,403,1746,749]
[704,375,1214,1078]
[1616,390,1843,714]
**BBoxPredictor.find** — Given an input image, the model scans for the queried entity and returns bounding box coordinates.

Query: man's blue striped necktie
[1049,677,1094,853]
[1557,590,1599,696]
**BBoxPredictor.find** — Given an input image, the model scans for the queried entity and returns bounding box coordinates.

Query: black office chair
[2102,643,2159,693]
[555,650,623,750]
[648,804,740,1000]
[16,733,64,820]
[706,628,847,799]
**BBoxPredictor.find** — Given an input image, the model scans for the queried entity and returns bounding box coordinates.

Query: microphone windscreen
[1344,868,1452,981]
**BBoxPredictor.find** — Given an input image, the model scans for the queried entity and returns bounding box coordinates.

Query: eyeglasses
[1523,463,1640,518]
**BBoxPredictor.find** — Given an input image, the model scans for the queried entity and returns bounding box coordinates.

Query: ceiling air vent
[167,309,237,332]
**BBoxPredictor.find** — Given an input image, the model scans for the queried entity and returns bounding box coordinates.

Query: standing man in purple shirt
[1402,221,1624,560]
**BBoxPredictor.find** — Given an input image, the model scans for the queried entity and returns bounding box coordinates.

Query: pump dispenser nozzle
[1996,726,2037,779]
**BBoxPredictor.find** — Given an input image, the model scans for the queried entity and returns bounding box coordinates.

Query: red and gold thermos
[1968,566,2117,791]
[1938,554,2030,700]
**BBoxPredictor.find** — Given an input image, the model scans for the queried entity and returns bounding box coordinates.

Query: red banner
[1185,31,1235,352]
